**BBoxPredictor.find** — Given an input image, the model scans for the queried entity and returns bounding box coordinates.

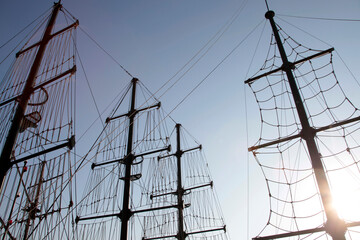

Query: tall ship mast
[75,78,228,239]
[142,123,227,240]
[245,7,360,240]
[0,2,230,239]
[7,1,360,240]
[0,2,78,239]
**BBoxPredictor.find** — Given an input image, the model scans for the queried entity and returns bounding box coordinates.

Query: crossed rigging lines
[2,4,360,130]
[2,2,360,239]
[2,2,360,152]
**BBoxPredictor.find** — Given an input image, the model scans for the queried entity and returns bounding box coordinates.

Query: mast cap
[265,10,275,19]
[132,77,139,83]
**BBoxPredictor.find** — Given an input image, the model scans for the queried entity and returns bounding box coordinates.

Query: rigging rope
[70,0,253,159]
[78,26,134,78]
[0,7,52,50]
[0,12,50,66]
[155,0,249,101]
[0,7,80,239]
[74,44,105,128]
[0,2,268,238]
[164,19,264,117]
[278,14,360,22]
[277,15,360,100]
[58,20,269,236]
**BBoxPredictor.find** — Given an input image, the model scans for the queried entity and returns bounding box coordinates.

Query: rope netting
[140,126,228,240]
[0,12,77,158]
[0,8,78,240]
[76,81,172,239]
[0,152,76,239]
[76,81,228,239]
[246,24,360,239]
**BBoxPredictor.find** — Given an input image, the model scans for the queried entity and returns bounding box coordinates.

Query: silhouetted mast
[151,124,225,240]
[0,2,61,190]
[120,77,138,240]
[76,78,171,240]
[175,124,186,240]
[0,2,78,238]
[264,10,346,240]
[0,2,77,193]
[244,10,360,240]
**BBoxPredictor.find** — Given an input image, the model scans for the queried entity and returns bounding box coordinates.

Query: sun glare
[332,185,360,221]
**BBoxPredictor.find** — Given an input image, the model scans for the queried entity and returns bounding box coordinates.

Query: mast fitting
[265,10,275,19]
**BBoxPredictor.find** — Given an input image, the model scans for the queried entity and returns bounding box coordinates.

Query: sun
[331,184,360,221]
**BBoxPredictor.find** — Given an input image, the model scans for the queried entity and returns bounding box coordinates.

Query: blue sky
[1,0,360,239]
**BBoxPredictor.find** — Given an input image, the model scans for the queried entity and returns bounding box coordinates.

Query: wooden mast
[23,162,46,240]
[0,2,62,192]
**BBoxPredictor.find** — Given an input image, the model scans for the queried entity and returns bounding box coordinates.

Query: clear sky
[1,0,360,239]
